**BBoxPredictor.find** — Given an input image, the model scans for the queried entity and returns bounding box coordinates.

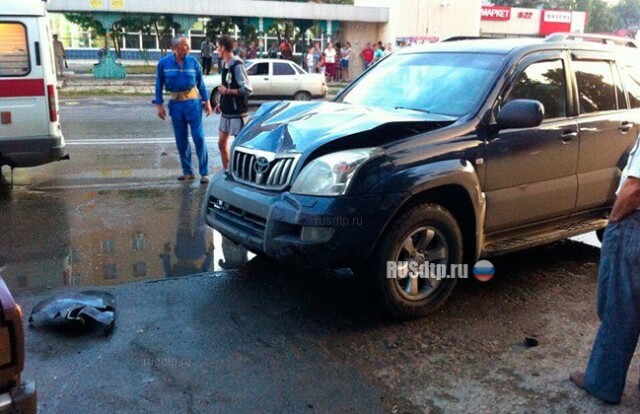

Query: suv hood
[234,101,457,154]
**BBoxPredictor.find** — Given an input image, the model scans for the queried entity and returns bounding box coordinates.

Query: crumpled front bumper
[204,172,407,269]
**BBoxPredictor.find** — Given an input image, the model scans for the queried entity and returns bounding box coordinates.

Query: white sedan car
[204,59,328,105]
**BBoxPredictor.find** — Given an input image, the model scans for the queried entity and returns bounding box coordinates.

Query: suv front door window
[484,56,579,231]
[573,58,638,210]
[503,60,567,119]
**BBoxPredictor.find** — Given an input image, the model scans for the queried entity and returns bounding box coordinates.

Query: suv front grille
[208,197,266,240]
[232,148,299,190]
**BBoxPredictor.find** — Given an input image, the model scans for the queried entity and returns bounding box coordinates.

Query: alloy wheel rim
[392,226,449,301]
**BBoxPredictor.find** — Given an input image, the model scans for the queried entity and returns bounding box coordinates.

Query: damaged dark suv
[205,34,640,318]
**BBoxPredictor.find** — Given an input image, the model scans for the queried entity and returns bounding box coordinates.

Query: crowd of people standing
[200,35,397,82]
[306,40,394,81]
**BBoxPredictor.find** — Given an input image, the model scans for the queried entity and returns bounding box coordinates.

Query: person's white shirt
[342,47,352,60]
[306,53,314,69]
[325,48,336,64]
[617,134,640,199]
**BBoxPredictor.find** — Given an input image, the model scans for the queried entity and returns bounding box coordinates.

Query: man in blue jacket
[155,35,213,184]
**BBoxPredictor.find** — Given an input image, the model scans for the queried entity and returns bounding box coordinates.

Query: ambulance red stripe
[0,79,45,98]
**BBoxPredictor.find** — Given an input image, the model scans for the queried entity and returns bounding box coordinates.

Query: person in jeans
[200,37,214,75]
[155,35,212,183]
[305,46,316,73]
[361,42,374,70]
[570,133,640,404]
[214,35,253,170]
[341,41,352,81]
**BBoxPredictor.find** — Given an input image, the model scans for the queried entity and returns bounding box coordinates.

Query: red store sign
[540,10,572,35]
[481,5,512,21]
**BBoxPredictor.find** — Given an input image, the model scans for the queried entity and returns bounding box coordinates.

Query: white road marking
[67,139,176,145]
[66,136,227,145]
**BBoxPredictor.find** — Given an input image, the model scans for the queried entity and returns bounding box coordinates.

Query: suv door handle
[560,131,578,143]
[619,122,635,133]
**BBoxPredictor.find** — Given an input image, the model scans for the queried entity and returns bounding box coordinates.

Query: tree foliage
[613,0,640,33]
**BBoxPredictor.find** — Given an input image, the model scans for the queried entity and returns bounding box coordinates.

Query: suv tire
[372,203,463,319]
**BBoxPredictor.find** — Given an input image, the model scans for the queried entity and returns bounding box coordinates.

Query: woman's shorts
[341,58,349,69]
[219,115,249,136]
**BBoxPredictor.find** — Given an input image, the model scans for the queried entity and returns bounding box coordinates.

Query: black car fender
[369,159,486,261]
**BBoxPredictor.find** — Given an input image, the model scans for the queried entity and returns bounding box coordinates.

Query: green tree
[613,0,640,32]
[64,13,106,35]
[576,0,617,32]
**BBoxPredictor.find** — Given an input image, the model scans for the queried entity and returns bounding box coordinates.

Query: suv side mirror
[497,99,544,130]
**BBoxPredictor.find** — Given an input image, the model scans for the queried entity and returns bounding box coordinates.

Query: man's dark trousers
[202,57,212,75]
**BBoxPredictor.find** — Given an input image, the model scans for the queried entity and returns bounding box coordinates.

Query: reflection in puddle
[1,178,603,294]
[160,186,212,277]
[0,185,253,293]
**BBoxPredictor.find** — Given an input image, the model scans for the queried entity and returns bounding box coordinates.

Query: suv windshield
[337,52,504,117]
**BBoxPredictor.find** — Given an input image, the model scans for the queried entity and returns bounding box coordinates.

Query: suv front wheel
[372,203,463,319]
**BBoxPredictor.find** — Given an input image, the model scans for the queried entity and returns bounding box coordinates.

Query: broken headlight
[291,148,382,196]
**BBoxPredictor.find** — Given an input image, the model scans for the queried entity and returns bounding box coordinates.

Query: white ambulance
[0,0,66,171]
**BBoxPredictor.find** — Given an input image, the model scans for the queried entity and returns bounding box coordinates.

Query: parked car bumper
[205,172,406,269]
[316,85,328,98]
[0,135,67,168]
[0,380,37,414]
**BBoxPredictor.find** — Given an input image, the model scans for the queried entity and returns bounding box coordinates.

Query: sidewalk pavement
[58,73,348,97]
[59,61,349,95]
[58,73,157,95]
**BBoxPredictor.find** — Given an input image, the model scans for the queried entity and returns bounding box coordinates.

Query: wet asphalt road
[1,96,639,413]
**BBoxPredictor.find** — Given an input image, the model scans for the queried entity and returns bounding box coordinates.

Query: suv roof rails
[441,36,493,42]
[545,32,638,48]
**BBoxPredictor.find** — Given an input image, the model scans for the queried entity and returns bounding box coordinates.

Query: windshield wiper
[394,106,431,114]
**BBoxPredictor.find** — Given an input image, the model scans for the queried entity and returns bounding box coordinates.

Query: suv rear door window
[0,23,29,76]
[622,65,640,109]
[612,63,627,110]
[505,59,567,119]
[573,60,617,114]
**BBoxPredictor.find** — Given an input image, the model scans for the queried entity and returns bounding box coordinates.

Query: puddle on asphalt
[0,176,603,294]
[0,184,254,293]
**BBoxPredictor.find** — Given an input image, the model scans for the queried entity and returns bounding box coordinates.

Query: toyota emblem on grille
[254,157,270,174]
